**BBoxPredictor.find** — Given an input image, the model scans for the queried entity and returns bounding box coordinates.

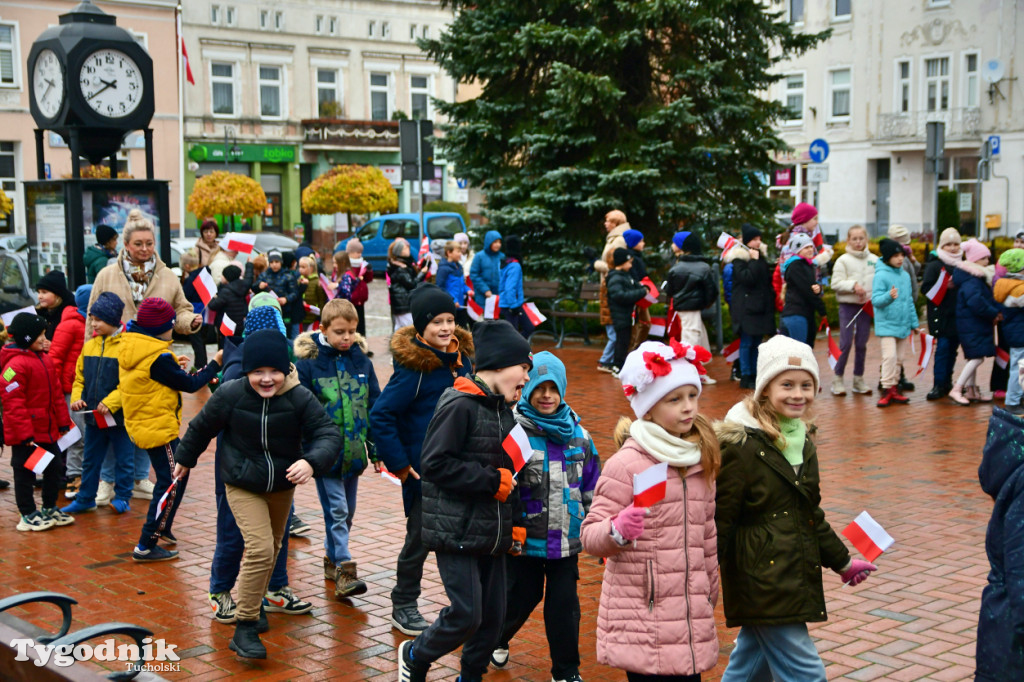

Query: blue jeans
[721,623,827,682]
[739,333,761,378]
[209,436,290,593]
[599,325,616,364]
[101,446,151,483]
[136,439,186,550]
[781,315,815,348]
[77,423,135,505]
[316,476,359,564]
[1006,346,1024,407]
[932,335,960,388]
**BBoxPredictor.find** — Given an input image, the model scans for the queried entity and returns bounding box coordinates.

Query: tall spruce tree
[425,0,827,248]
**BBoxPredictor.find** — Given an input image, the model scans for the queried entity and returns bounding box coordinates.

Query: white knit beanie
[754,335,820,400]
[619,340,710,419]
[888,224,911,245]
[938,227,962,248]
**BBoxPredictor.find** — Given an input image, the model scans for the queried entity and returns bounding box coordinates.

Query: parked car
[334,212,467,271]
[168,232,300,268]
[0,250,38,317]
[0,236,29,253]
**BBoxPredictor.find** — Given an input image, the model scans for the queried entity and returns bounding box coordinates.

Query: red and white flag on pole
[24,447,54,475]
[418,235,430,259]
[219,315,237,337]
[319,273,335,300]
[996,347,1010,370]
[523,302,547,326]
[177,12,195,86]
[194,268,217,306]
[924,269,952,305]
[467,297,484,322]
[219,232,257,254]
[722,338,740,363]
[649,317,667,338]
[825,325,842,370]
[155,478,179,518]
[484,295,500,320]
[633,462,669,507]
[636,277,660,309]
[94,411,117,429]
[915,332,935,376]
[503,423,534,474]
[716,232,738,253]
[842,511,894,562]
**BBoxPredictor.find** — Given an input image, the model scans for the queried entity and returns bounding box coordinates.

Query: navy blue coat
[976,407,1024,681]
[954,267,1001,359]
[368,325,473,515]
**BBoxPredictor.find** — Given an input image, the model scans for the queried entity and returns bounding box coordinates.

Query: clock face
[33,49,65,120]
[79,48,144,119]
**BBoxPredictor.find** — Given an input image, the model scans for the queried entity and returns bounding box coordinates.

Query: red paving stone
[0,320,996,681]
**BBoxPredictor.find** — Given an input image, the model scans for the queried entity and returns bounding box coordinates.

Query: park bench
[551,281,603,348]
[522,280,561,340]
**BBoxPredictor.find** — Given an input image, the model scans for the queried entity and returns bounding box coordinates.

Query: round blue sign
[809,139,829,163]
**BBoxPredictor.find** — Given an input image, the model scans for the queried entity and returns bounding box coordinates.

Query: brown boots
[324,556,368,599]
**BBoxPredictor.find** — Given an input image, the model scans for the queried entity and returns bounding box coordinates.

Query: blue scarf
[517,401,577,445]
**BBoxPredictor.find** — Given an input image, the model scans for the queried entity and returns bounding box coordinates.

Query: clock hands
[87,78,118,101]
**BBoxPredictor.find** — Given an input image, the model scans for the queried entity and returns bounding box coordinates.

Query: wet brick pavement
[0,285,995,681]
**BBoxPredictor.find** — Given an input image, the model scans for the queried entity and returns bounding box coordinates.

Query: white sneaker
[491,646,509,668]
[134,479,155,500]
[831,376,847,396]
[700,374,717,385]
[96,480,114,506]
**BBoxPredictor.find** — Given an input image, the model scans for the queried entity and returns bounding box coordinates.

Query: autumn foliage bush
[0,187,12,218]
[302,165,397,215]
[187,171,267,219]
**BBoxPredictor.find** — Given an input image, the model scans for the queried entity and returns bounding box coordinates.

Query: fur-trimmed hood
[723,243,768,265]
[389,324,474,373]
[293,330,367,359]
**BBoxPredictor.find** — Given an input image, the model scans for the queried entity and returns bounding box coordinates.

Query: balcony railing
[876,108,980,141]
[301,119,400,149]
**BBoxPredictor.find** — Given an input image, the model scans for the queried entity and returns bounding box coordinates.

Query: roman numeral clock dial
[79,48,144,118]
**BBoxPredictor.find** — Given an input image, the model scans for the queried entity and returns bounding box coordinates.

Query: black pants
[392,495,430,608]
[626,673,701,682]
[11,443,63,516]
[499,554,580,679]
[414,552,507,679]
[136,439,187,550]
[613,323,633,369]
[355,303,367,337]
[173,327,208,367]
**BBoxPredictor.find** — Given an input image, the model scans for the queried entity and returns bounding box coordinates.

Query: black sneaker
[596,363,614,374]
[160,530,177,545]
[391,606,430,636]
[397,640,428,682]
[289,514,311,537]
[132,545,179,562]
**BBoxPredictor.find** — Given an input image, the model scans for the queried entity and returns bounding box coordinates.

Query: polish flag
[502,423,534,474]
[194,268,217,306]
[319,273,335,300]
[304,303,321,317]
[636,277,660,309]
[825,326,842,370]
[219,315,237,337]
[842,511,894,562]
[467,297,484,322]
[633,462,669,508]
[379,465,403,487]
[924,269,952,305]
[24,447,54,475]
[523,302,547,326]
[484,295,500,319]
[418,235,430,259]
[649,317,667,338]
[914,332,935,376]
[996,347,1010,370]
[94,412,117,429]
[716,232,738,252]
[155,478,179,518]
[219,233,257,254]
[722,338,740,363]
[177,13,194,85]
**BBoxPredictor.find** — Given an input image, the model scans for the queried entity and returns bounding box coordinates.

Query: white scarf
[629,419,702,468]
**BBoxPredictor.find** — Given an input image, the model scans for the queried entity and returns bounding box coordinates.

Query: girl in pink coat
[581,340,721,682]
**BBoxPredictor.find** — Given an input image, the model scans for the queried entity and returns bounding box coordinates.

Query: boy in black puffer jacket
[208,262,253,349]
[606,248,650,372]
[173,330,341,660]
[397,319,531,682]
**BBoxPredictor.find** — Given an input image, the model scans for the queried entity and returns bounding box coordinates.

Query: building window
[895,60,911,113]
[211,5,220,24]
[422,25,429,39]
[924,56,950,112]
[368,21,376,38]
[317,68,342,117]
[963,52,979,108]
[259,10,269,30]
[315,15,324,34]
[329,17,338,35]
[782,73,804,123]
[274,11,284,31]
[410,75,430,120]
[927,0,951,7]
[210,62,236,116]
[0,23,19,87]
[410,24,418,40]
[789,0,804,25]
[829,68,851,119]
[370,73,390,120]
[382,22,391,39]
[833,0,851,20]
[0,142,15,180]
[259,65,283,118]
[225,6,236,27]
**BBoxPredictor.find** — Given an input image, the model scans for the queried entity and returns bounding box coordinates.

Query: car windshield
[428,216,460,240]
[382,219,419,240]
[356,222,379,241]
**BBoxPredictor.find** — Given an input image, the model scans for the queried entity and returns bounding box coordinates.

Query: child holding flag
[499,235,533,339]
[950,239,1001,405]
[725,224,774,390]
[922,228,963,400]
[490,351,600,680]
[871,239,920,408]
[780,233,826,347]
[829,225,876,396]
[1,313,75,531]
[607,249,651,373]
[299,256,329,332]
[208,262,254,349]
[397,319,530,682]
[715,335,876,681]
[580,339,720,682]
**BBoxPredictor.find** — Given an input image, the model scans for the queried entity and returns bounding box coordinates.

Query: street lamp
[223,127,242,167]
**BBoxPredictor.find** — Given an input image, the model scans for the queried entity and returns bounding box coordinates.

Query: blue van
[335,212,467,271]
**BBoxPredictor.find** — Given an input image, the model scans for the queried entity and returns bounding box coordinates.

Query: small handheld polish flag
[924,268,952,305]
[503,423,534,475]
[996,347,1010,370]
[717,232,738,252]
[319,273,335,300]
[523,302,547,326]
[915,332,935,376]
[467,297,484,322]
[379,465,403,487]
[193,268,218,306]
[24,447,54,475]
[484,295,500,320]
[842,511,894,562]
[633,462,669,507]
[57,425,82,451]
[649,317,667,338]
[219,232,257,254]
[722,338,740,363]
[825,325,842,371]
[636,277,660,309]
[155,478,180,518]
[94,411,117,429]
[219,315,237,337]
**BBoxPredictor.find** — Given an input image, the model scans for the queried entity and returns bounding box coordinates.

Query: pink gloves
[612,504,647,542]
[840,559,877,586]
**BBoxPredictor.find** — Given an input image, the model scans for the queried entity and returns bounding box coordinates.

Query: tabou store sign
[188,144,295,164]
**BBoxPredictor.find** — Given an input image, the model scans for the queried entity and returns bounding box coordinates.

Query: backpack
[349,266,369,306]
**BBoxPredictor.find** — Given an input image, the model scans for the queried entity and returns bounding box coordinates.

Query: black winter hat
[613,248,633,266]
[35,270,73,303]
[8,313,47,348]
[282,252,296,269]
[472,319,533,372]
[242,329,291,375]
[95,224,118,246]
[741,223,762,245]
[503,235,522,260]
[410,284,457,335]
[682,232,703,255]
[222,265,242,282]
[879,238,903,264]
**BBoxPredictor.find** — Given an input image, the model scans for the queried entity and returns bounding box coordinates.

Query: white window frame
[788,0,805,26]
[409,74,432,120]
[315,15,324,34]
[780,71,805,125]
[259,9,269,30]
[827,67,852,122]
[927,0,951,7]
[368,21,376,38]
[422,25,430,39]
[225,6,237,27]
[962,50,980,109]
[921,53,952,113]
[274,11,284,31]
[210,4,221,25]
[328,17,338,36]
[314,66,344,118]
[257,63,286,120]
[382,21,391,39]
[367,70,394,121]
[894,59,912,114]
[832,0,851,22]
[410,23,418,40]
[209,59,240,118]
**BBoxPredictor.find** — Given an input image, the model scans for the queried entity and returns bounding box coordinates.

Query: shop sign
[188,144,296,164]
[773,168,792,186]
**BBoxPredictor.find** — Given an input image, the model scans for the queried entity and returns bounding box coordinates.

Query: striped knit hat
[135,297,176,334]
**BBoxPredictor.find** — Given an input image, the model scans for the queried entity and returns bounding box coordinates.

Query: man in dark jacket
[725,225,775,388]
[208,263,254,349]
[922,229,962,400]
[606,249,649,372]
[398,319,530,682]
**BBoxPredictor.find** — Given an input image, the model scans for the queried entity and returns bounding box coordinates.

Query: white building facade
[768,0,1022,242]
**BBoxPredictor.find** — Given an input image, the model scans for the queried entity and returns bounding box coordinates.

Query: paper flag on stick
[825,326,841,371]
[219,315,237,337]
[649,317,667,338]
[633,462,668,507]
[636,277,660,309]
[915,332,935,377]
[155,478,179,518]
[24,447,54,475]
[503,423,534,474]
[484,295,500,319]
[722,338,740,363]
[842,511,894,562]
[467,297,484,322]
[194,268,217,306]
[523,302,547,326]
[57,425,82,452]
[94,412,117,429]
[379,465,403,487]
[319,274,335,300]
[996,347,1010,370]
[716,232,738,253]
[925,269,951,305]
[219,232,257,254]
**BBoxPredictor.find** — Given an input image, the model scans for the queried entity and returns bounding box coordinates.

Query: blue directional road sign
[989,135,1001,156]
[809,139,829,164]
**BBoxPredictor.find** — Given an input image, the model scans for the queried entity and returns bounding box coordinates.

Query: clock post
[24,0,169,287]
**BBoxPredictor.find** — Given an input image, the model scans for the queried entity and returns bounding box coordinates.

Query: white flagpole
[176,5,187,239]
